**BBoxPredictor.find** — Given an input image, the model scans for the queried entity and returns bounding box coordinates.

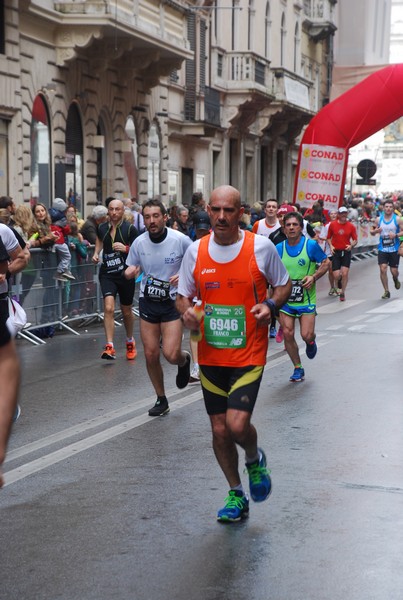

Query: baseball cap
[277,204,294,216]
[193,210,211,231]
[338,206,348,213]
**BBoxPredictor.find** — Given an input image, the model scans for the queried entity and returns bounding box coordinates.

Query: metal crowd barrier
[9,223,379,345]
[351,218,379,260]
[10,246,139,346]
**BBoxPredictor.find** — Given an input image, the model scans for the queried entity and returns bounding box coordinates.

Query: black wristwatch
[262,298,277,320]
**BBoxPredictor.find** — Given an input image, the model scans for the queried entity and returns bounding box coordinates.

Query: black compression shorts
[99,272,135,306]
[199,365,264,415]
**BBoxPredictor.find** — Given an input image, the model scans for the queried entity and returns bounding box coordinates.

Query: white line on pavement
[317,300,365,314]
[348,325,367,332]
[4,391,203,487]
[367,299,403,314]
[365,314,388,323]
[6,386,189,463]
[4,334,334,487]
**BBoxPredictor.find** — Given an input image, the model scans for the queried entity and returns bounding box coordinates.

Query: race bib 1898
[204,304,246,349]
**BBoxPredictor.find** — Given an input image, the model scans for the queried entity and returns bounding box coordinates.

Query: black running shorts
[99,272,135,306]
[138,297,181,323]
[378,250,400,268]
[199,365,264,415]
[331,249,352,270]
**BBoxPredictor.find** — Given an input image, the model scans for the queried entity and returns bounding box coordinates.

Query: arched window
[147,123,160,199]
[123,116,139,198]
[65,103,83,213]
[265,2,271,59]
[281,12,286,67]
[30,95,51,206]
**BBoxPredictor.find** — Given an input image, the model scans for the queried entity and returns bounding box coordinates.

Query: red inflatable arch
[293,64,403,211]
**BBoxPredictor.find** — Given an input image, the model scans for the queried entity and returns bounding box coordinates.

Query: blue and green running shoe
[290,367,305,382]
[245,448,272,502]
[217,490,249,522]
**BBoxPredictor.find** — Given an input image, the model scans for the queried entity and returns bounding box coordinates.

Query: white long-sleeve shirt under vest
[254,218,281,238]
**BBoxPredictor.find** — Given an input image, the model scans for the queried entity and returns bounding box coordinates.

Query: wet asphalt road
[1,256,403,600]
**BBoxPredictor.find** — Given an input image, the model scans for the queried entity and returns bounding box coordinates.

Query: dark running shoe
[306,340,317,360]
[148,397,170,417]
[176,351,191,389]
[217,490,249,522]
[245,448,272,503]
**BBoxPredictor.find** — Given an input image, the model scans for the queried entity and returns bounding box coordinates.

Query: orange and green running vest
[194,231,268,367]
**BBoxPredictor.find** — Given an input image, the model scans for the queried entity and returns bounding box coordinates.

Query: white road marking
[6,387,189,462]
[4,391,203,487]
[5,332,335,487]
[367,299,403,314]
[317,300,365,314]
[346,314,368,323]
[347,325,367,332]
[366,314,388,323]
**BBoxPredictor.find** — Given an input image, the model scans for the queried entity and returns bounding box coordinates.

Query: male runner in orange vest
[177,185,291,522]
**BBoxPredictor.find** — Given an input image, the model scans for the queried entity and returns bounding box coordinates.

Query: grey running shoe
[53,272,67,281]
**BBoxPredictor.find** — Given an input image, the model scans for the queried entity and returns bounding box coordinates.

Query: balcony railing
[303,0,337,41]
[51,0,190,54]
[212,49,273,94]
[271,68,314,112]
[303,0,335,21]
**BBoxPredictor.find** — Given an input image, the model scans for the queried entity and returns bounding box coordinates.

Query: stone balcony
[212,50,273,94]
[302,0,337,41]
[271,67,315,113]
[26,0,192,77]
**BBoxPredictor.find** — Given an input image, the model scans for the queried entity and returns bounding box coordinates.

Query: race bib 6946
[204,304,246,349]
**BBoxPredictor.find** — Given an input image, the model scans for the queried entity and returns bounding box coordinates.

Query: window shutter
[199,19,206,92]
[185,13,196,121]
[66,104,83,155]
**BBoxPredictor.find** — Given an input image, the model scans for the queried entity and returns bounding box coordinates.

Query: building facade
[0,0,337,214]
